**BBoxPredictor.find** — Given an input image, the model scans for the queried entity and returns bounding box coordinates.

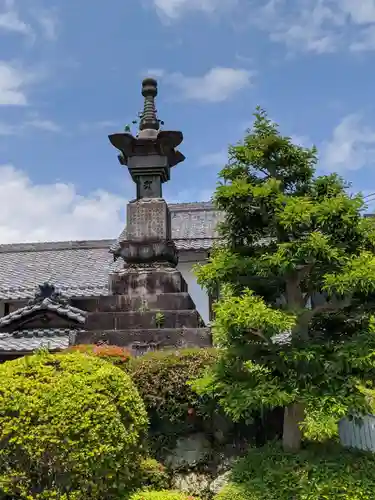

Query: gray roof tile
[0,298,87,327]
[0,328,78,351]
[0,202,223,300]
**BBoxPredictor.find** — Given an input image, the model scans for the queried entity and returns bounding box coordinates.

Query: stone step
[73,327,212,351]
[108,268,188,295]
[85,310,203,331]
[73,292,197,313]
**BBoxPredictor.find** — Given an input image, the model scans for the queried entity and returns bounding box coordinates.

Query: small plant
[155,311,165,328]
[138,298,150,313]
[125,109,165,134]
[137,458,170,491]
[124,119,138,133]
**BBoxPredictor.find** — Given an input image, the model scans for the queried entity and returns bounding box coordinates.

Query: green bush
[137,458,170,490]
[214,484,247,500]
[0,351,148,500]
[126,348,219,452]
[214,442,375,499]
[129,490,201,500]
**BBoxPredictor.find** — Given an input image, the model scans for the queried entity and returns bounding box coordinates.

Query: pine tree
[193,108,375,452]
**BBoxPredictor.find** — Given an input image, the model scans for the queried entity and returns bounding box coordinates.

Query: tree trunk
[282,402,305,452]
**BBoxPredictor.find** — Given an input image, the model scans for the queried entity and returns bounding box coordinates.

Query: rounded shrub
[214,442,375,499]
[126,348,219,452]
[129,490,201,500]
[0,350,148,500]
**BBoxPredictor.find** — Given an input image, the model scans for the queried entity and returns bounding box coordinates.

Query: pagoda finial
[139,78,159,132]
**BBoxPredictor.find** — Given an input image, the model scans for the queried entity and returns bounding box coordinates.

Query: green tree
[192,108,375,452]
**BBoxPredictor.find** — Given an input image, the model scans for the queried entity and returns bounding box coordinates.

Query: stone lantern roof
[108,78,185,199]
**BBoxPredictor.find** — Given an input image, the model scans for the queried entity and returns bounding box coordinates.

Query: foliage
[193,107,375,450]
[0,351,148,500]
[137,458,171,491]
[214,484,248,500]
[126,348,219,452]
[214,442,375,499]
[129,491,200,500]
[66,343,131,366]
[155,312,165,328]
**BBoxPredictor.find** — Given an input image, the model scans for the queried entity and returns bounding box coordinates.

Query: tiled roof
[0,202,223,300]
[0,328,78,351]
[0,298,87,327]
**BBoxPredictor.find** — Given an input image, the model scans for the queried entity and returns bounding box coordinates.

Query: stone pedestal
[75,267,211,354]
[113,198,177,268]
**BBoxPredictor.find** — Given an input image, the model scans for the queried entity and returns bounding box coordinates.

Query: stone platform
[74,267,211,354]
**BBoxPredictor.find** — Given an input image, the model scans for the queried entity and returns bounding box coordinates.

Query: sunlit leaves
[324,252,375,296]
[193,106,375,444]
[212,287,296,346]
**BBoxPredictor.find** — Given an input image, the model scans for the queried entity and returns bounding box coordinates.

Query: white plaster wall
[177,253,209,325]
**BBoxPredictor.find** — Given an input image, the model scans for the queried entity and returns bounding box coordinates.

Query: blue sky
[1,0,375,242]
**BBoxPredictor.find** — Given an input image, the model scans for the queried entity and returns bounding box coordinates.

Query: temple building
[0,79,222,360]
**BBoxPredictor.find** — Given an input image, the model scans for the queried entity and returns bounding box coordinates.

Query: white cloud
[255,0,344,54]
[25,119,61,132]
[0,165,127,243]
[321,114,375,172]
[0,0,31,36]
[350,25,375,52]
[147,0,375,52]
[0,122,17,135]
[290,135,311,147]
[34,8,58,40]
[198,150,228,167]
[0,165,213,243]
[0,117,61,135]
[164,67,253,102]
[0,1,58,41]
[253,0,375,53]
[0,61,36,105]
[341,0,375,25]
[151,0,237,19]
[145,68,165,78]
[78,120,119,133]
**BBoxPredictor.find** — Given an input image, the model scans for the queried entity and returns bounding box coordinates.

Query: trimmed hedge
[0,351,148,500]
[214,442,375,499]
[126,348,219,452]
[66,343,131,366]
[129,491,201,500]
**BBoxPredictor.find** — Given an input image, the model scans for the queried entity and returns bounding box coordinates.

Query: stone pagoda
[75,78,211,354]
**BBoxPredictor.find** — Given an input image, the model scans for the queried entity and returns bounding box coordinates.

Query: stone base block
[109,268,188,295]
[116,239,178,267]
[73,292,196,313]
[74,327,212,351]
[85,310,203,330]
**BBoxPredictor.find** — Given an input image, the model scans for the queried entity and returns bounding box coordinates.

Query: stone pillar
[115,197,177,268]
